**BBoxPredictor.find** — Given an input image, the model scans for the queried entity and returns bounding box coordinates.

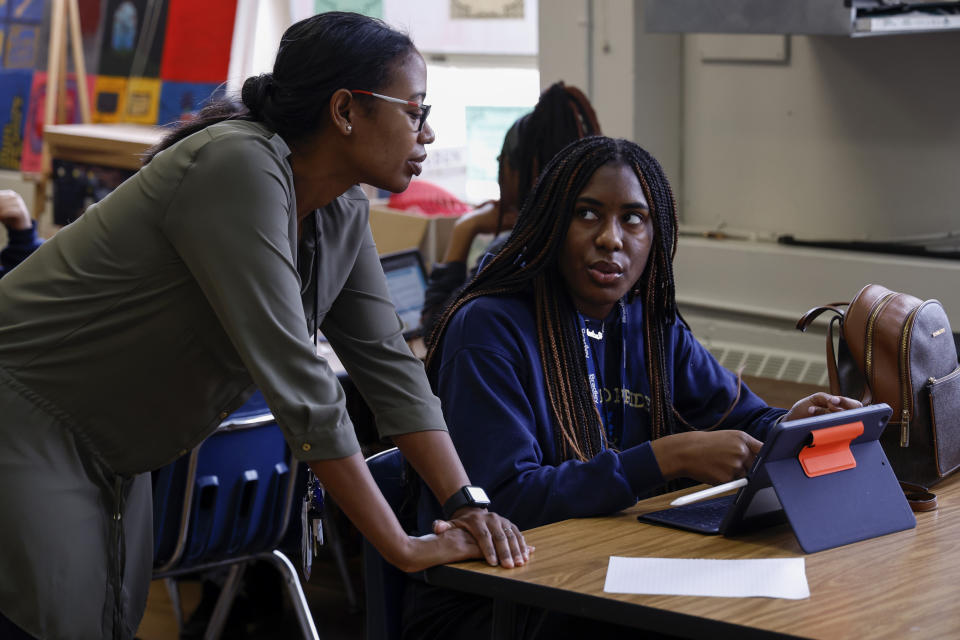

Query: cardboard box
[369,203,460,268]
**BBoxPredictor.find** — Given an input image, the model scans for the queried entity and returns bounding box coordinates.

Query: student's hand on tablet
[433,508,532,569]
[651,430,763,485]
[784,393,862,422]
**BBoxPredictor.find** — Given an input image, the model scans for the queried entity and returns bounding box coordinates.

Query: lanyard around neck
[577,299,628,449]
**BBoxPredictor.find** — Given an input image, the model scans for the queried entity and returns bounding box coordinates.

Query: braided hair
[426,136,679,462]
[496,82,602,232]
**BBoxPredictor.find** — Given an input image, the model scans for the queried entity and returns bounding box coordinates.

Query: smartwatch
[442,485,491,520]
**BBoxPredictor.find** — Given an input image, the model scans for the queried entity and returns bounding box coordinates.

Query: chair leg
[261,549,321,640]
[203,562,246,640]
[323,507,360,613]
[164,578,184,631]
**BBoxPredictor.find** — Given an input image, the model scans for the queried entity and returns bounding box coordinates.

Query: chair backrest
[363,447,413,640]
[152,390,298,574]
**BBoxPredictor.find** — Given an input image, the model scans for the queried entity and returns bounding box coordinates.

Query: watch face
[466,486,490,503]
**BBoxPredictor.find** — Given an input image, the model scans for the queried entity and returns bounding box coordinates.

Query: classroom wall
[679,28,960,364]
[385,0,538,56]
[539,0,682,201]
[682,31,960,240]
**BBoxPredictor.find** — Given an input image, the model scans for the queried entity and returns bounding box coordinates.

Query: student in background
[0,190,42,279]
[419,82,601,337]
[404,136,860,639]
[0,12,528,640]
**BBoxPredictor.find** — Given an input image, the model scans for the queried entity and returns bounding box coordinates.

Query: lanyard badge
[300,470,324,580]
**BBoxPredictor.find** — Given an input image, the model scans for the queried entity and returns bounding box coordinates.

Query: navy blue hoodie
[0,222,42,279]
[418,292,786,532]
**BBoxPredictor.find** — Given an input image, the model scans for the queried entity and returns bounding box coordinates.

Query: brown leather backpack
[797,284,960,488]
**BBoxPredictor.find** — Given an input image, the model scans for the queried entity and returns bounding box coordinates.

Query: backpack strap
[825,314,874,403]
[826,315,842,396]
[900,481,938,512]
[795,303,848,332]
[796,304,848,396]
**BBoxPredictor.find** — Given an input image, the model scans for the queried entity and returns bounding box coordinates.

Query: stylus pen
[669,478,749,507]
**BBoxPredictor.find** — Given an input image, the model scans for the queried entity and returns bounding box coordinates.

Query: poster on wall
[157,81,224,126]
[92,75,127,122]
[0,68,33,170]
[3,21,40,68]
[160,0,236,83]
[97,0,167,78]
[123,76,160,123]
[20,71,95,173]
[7,0,238,157]
[450,0,524,19]
[1,0,45,70]
[313,0,383,18]
[8,0,46,22]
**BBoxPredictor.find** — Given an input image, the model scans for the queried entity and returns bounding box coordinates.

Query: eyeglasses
[351,90,431,132]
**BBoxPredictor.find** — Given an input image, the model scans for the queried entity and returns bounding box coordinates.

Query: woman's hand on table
[432,507,533,568]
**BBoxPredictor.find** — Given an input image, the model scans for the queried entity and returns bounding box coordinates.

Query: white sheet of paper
[604,556,810,600]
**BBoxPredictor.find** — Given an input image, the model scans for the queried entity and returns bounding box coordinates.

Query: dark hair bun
[241,73,274,118]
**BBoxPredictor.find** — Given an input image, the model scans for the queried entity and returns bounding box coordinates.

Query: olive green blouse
[0,120,445,475]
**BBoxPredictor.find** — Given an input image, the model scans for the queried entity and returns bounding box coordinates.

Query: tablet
[638,404,895,537]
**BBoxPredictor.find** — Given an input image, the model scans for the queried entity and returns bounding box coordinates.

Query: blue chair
[363,447,414,640]
[151,390,319,640]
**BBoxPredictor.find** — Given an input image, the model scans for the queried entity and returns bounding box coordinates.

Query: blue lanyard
[578,299,629,449]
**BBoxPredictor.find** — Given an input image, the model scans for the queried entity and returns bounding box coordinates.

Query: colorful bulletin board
[0,0,238,172]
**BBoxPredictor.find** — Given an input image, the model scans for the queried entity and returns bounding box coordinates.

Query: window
[422,61,539,203]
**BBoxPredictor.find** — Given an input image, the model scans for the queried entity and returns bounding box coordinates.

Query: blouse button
[301,443,312,452]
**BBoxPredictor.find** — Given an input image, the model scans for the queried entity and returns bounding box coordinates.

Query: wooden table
[424,473,960,639]
[44,123,164,170]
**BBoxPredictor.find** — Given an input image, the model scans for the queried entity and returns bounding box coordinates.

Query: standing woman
[0,12,528,640]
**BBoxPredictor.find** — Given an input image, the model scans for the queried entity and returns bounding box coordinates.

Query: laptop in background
[380,249,429,340]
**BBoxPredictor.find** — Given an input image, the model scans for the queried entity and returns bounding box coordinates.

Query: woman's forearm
[393,429,532,569]
[307,453,414,568]
[441,201,500,263]
[442,216,478,263]
[392,429,471,504]
[308,445,520,572]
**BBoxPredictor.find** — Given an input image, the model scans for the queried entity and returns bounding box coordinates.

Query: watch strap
[442,485,489,520]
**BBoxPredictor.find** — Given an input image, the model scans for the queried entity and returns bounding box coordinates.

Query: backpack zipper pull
[900,409,910,447]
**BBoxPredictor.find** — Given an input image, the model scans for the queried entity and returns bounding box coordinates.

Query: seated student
[420,81,601,337]
[0,190,42,279]
[404,136,860,639]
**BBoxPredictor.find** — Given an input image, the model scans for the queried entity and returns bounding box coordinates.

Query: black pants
[401,579,641,640]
